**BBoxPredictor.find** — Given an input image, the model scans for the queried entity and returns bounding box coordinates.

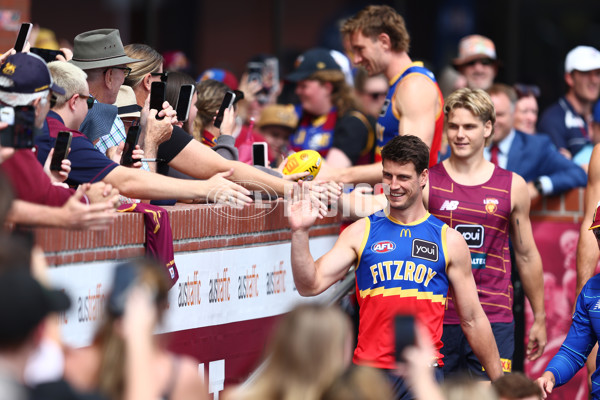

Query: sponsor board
[47,236,338,348]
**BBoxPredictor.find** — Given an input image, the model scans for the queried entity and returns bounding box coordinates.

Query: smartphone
[252,142,268,167]
[14,23,33,52]
[50,131,72,171]
[107,262,139,317]
[213,91,236,129]
[150,81,167,120]
[175,84,195,122]
[394,314,416,362]
[247,62,263,85]
[30,47,65,63]
[0,106,36,148]
[120,125,140,166]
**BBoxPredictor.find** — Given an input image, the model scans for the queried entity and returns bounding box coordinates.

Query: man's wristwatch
[533,179,544,195]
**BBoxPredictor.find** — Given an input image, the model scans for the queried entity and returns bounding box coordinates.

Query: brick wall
[530,187,585,224]
[34,188,586,266]
[36,200,341,266]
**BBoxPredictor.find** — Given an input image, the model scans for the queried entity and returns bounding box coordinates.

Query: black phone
[213,91,236,129]
[394,314,416,362]
[30,47,66,63]
[0,105,36,148]
[252,142,268,167]
[120,125,140,166]
[150,81,166,120]
[175,84,195,122]
[50,131,72,171]
[14,23,33,52]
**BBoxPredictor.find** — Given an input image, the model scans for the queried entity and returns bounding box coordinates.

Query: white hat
[565,46,600,73]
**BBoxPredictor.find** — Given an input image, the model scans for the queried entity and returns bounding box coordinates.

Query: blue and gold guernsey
[354,212,449,369]
[375,62,444,167]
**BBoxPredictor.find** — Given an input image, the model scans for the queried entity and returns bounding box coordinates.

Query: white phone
[252,142,268,167]
[175,84,195,122]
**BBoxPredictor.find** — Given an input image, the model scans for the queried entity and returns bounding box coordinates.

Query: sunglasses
[151,71,169,82]
[365,91,387,100]
[82,94,95,110]
[105,66,132,78]
[463,58,495,68]
[514,83,541,99]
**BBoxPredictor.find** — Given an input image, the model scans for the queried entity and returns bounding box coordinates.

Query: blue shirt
[538,97,592,157]
[36,111,119,186]
[545,273,600,398]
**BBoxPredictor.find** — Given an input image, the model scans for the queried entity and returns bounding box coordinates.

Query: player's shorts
[440,321,514,379]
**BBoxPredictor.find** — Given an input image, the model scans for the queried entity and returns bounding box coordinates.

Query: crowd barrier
[37,200,341,399]
[35,188,589,399]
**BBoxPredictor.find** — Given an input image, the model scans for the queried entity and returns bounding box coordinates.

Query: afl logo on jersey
[483,198,499,214]
[371,241,396,253]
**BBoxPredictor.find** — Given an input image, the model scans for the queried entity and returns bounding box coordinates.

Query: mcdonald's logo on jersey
[399,229,411,238]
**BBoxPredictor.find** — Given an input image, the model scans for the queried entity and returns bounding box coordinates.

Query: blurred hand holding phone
[0,105,37,149]
[395,314,416,362]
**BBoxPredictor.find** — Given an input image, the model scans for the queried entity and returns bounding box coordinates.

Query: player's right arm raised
[288,183,363,296]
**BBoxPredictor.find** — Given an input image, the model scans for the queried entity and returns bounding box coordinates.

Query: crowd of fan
[1,3,599,399]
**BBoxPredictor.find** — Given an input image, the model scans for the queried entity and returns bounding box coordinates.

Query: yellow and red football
[282,150,322,181]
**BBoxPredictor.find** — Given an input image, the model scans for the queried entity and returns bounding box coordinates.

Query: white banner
[48,236,340,348]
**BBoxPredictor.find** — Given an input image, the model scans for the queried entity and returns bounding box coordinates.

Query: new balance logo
[440,200,459,211]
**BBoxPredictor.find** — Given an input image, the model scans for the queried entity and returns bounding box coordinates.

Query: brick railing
[35,200,341,266]
[530,187,585,223]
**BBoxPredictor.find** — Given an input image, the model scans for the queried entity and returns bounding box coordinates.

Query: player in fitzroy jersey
[316,5,443,186]
[425,89,546,378]
[288,135,503,399]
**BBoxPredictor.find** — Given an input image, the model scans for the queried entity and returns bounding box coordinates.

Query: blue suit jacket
[506,130,587,195]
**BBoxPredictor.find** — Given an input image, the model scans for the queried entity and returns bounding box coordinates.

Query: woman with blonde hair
[64,258,207,400]
[229,304,353,400]
[124,44,165,107]
[286,48,375,168]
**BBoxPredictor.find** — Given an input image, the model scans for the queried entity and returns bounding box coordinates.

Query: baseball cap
[0,269,70,342]
[114,85,141,118]
[285,48,341,82]
[565,46,600,73]
[197,68,239,90]
[257,104,298,130]
[0,52,65,95]
[453,35,498,67]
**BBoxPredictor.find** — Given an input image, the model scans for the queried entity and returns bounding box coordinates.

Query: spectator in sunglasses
[354,68,389,119]
[453,35,499,90]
